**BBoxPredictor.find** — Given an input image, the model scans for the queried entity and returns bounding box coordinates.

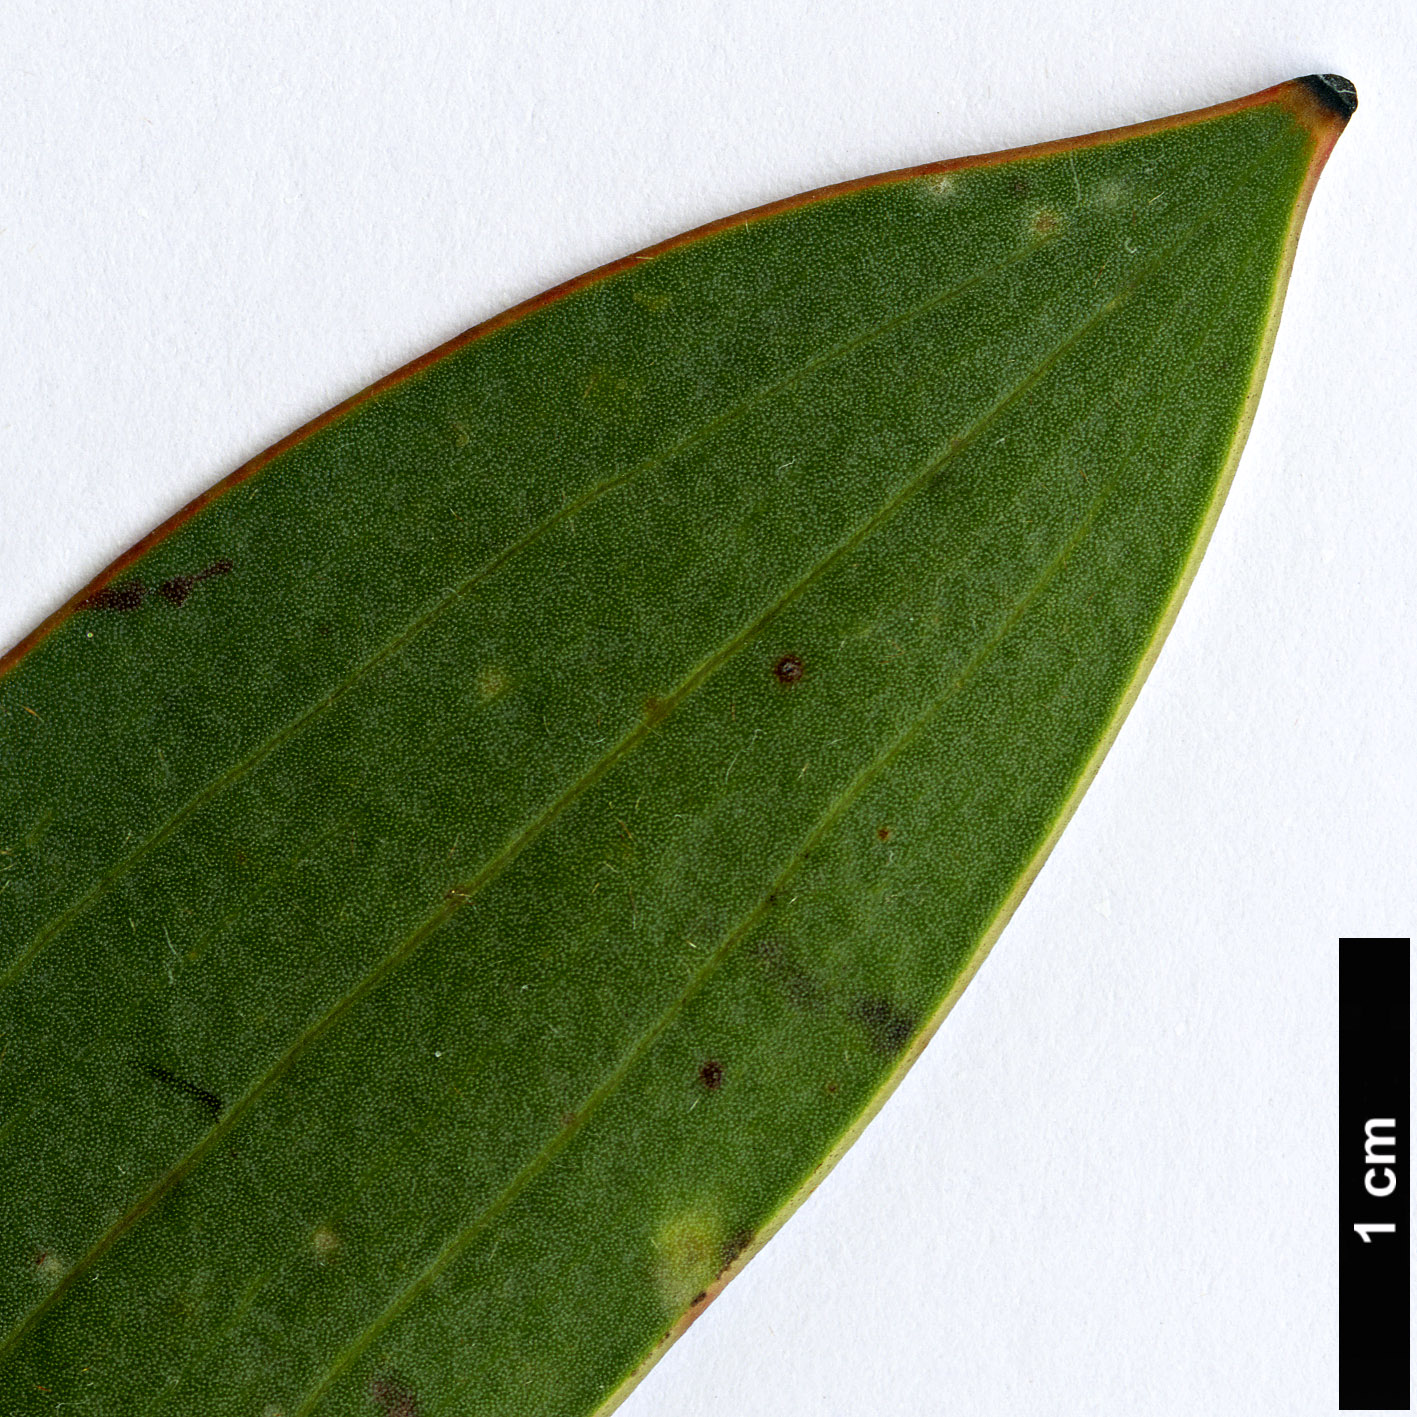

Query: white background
[0,3,1412,1414]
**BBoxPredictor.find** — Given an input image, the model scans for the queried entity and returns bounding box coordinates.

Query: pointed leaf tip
[1299,73,1358,120]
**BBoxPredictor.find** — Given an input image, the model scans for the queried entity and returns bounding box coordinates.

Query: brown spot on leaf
[644,694,670,725]
[825,1080,839,1095]
[159,575,195,607]
[750,938,827,1013]
[698,1059,723,1090]
[853,997,917,1057]
[876,826,892,842]
[691,1290,707,1305]
[720,1229,753,1271]
[83,580,147,612]
[100,559,232,613]
[772,654,805,686]
[370,1374,418,1417]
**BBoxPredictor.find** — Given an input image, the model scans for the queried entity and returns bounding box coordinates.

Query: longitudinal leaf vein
[288,208,1268,1417]
[0,227,1055,993]
[0,131,1285,1380]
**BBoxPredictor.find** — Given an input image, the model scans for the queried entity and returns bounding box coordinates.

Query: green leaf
[0,74,1352,1415]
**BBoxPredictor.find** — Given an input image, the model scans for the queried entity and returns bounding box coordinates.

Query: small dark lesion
[750,938,826,1013]
[159,559,234,609]
[158,575,194,607]
[853,996,917,1057]
[697,1059,724,1090]
[82,580,147,612]
[144,1064,223,1119]
[719,1229,753,1273]
[772,654,805,686]
[86,559,234,614]
[370,1374,419,1417]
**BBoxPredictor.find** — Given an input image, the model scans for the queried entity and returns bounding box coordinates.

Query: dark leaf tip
[1298,74,1358,121]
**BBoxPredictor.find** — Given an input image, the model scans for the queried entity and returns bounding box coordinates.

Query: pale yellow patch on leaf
[651,1210,722,1311]
[35,1250,67,1286]
[476,666,509,700]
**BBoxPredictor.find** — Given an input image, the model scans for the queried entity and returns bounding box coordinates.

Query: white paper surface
[0,3,1412,1414]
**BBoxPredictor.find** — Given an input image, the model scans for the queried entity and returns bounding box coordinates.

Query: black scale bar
[1340,938,1410,1411]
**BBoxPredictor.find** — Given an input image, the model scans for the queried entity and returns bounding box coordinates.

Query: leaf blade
[0,76,1350,1414]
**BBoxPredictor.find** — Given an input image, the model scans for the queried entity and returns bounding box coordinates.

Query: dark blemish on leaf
[853,997,917,1057]
[1300,73,1358,120]
[643,694,670,725]
[691,1290,707,1305]
[144,1064,223,1119]
[83,580,147,612]
[720,1230,753,1271]
[876,826,892,842]
[370,1374,419,1417]
[125,559,233,611]
[750,938,826,1013]
[698,1060,723,1090]
[784,971,825,1012]
[825,1080,839,1095]
[158,575,194,607]
[1010,174,1030,197]
[772,654,805,686]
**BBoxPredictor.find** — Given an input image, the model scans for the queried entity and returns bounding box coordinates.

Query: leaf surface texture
[0,75,1352,1416]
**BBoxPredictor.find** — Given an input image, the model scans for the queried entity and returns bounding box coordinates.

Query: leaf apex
[1297,73,1358,122]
